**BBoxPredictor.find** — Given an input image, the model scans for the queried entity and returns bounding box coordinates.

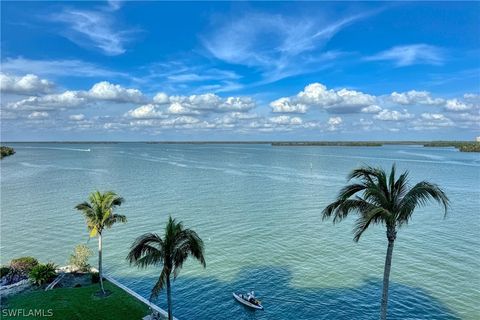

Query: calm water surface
[1,143,479,319]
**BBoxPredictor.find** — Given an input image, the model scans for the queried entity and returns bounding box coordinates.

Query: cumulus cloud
[420,113,450,121]
[6,81,144,111]
[88,81,143,103]
[390,90,444,105]
[28,111,49,119]
[270,83,376,114]
[327,116,342,130]
[127,93,256,117]
[366,44,444,67]
[153,92,169,104]
[8,91,87,111]
[270,97,307,113]
[69,114,85,121]
[125,104,165,119]
[361,105,382,114]
[268,115,303,125]
[374,109,413,121]
[444,99,472,112]
[411,113,454,130]
[1,73,54,95]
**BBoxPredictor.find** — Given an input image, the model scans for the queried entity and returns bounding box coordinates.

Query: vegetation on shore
[422,141,480,152]
[272,141,382,147]
[458,143,480,152]
[322,164,449,320]
[2,281,149,320]
[0,146,15,159]
[271,140,480,151]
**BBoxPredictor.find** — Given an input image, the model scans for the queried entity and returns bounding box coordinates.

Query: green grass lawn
[2,281,150,320]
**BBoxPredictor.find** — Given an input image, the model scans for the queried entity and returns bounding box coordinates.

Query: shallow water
[1,143,479,319]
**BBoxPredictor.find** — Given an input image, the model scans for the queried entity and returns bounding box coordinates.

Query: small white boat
[233,291,264,310]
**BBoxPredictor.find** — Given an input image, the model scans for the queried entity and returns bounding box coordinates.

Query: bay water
[1,143,479,319]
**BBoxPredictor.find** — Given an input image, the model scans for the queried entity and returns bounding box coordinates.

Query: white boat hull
[233,292,264,310]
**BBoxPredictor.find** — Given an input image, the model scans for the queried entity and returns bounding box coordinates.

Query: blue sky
[1,1,479,141]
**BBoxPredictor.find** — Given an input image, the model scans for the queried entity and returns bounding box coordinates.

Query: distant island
[271,141,382,147]
[1,146,15,159]
[271,141,480,152]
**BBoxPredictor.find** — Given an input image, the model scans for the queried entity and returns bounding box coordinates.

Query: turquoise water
[1,143,479,319]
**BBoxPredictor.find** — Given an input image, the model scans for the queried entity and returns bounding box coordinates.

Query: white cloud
[69,114,85,121]
[125,104,164,119]
[1,57,127,78]
[203,11,373,83]
[420,113,450,121]
[412,113,454,130]
[390,90,444,105]
[361,105,382,114]
[7,81,144,111]
[366,44,444,66]
[463,93,479,101]
[166,102,200,115]
[28,111,49,119]
[8,91,86,111]
[153,92,169,104]
[149,92,255,115]
[1,73,54,95]
[374,109,413,121]
[444,99,472,111]
[50,4,139,56]
[271,83,376,114]
[88,81,143,103]
[269,115,303,125]
[270,97,307,113]
[327,116,342,130]
[166,69,240,83]
[219,97,255,112]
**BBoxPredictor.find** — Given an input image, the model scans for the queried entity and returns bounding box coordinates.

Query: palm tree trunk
[98,233,105,294]
[166,275,173,320]
[380,230,396,320]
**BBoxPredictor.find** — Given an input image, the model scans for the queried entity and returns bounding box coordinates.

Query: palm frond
[353,207,390,242]
[397,181,449,225]
[150,268,168,301]
[171,229,206,279]
[127,233,164,267]
[322,198,374,223]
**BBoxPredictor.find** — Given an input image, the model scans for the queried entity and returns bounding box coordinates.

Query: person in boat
[247,291,257,304]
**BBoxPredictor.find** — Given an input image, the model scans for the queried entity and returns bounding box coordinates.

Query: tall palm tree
[75,191,126,294]
[127,216,206,320]
[322,164,449,320]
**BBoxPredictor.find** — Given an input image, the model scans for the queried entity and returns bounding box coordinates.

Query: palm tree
[75,191,126,294]
[127,216,206,320]
[322,164,449,320]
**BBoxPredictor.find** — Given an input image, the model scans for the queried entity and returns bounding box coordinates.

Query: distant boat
[86,149,91,152]
[233,291,264,310]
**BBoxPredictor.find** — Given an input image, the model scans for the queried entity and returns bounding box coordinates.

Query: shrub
[29,263,57,286]
[68,244,92,272]
[0,266,10,278]
[10,257,39,275]
[91,272,100,284]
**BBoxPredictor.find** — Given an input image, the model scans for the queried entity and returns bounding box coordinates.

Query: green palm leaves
[75,191,126,237]
[323,164,449,241]
[127,216,206,320]
[323,164,449,320]
[75,191,126,294]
